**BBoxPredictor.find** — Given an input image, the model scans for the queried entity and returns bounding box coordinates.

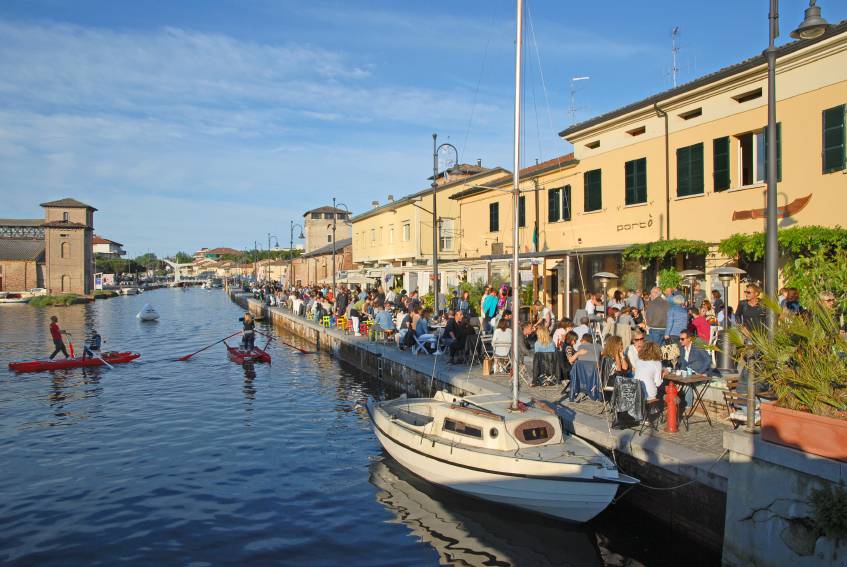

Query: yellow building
[450,21,847,318]
[350,164,508,293]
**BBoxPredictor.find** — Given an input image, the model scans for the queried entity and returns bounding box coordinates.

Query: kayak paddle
[178,331,242,361]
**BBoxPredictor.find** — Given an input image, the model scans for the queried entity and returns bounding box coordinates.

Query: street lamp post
[765,0,830,332]
[679,269,705,307]
[289,221,304,289]
[708,267,747,373]
[330,199,351,297]
[431,135,458,316]
[267,233,278,283]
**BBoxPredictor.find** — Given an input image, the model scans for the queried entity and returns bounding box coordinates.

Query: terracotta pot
[761,403,847,462]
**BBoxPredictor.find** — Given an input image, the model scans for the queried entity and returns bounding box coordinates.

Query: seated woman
[533,326,556,353]
[599,335,630,390]
[633,341,664,399]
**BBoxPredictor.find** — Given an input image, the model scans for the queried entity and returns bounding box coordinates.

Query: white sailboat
[368,0,637,523]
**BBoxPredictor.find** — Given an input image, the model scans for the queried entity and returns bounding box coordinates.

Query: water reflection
[369,456,602,567]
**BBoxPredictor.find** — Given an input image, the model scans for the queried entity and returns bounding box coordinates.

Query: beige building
[350,164,508,293]
[0,198,95,295]
[303,206,352,253]
[446,21,847,318]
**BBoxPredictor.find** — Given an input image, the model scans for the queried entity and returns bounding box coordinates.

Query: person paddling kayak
[239,313,255,352]
[48,315,70,360]
[82,330,102,360]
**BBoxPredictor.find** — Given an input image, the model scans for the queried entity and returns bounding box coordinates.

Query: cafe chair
[569,360,602,402]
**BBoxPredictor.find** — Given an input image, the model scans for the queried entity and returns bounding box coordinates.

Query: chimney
[387,194,394,203]
[476,159,482,167]
[371,200,380,209]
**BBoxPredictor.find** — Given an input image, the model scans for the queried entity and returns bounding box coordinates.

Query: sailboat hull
[369,400,622,523]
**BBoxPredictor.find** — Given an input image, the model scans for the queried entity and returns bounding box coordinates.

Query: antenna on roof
[568,76,590,125]
[671,27,680,87]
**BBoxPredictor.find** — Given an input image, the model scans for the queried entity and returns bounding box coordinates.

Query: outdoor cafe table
[663,373,713,431]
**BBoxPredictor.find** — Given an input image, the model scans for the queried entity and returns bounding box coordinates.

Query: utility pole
[431,134,440,315]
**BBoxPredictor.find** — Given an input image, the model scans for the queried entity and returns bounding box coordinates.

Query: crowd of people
[246,277,844,412]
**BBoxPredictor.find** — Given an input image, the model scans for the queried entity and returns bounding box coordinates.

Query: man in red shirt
[49,315,69,360]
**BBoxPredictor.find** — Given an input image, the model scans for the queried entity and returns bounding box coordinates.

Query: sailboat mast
[510,0,523,409]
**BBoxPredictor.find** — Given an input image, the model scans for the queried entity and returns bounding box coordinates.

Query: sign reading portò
[617,214,654,232]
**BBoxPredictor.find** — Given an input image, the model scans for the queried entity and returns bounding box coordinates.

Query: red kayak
[9,352,141,373]
[226,345,271,364]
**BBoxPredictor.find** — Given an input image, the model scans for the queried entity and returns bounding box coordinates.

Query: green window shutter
[763,123,783,182]
[518,196,526,228]
[713,137,731,191]
[547,188,560,222]
[562,185,572,221]
[489,202,499,232]
[823,104,846,173]
[677,143,704,196]
[584,170,602,212]
[625,158,647,205]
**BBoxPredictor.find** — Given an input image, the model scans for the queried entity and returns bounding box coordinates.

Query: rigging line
[525,1,546,163]
[459,6,497,165]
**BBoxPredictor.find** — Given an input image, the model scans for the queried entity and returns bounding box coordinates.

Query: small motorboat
[137,303,159,321]
[0,292,30,304]
[120,287,140,296]
[225,343,271,364]
[9,352,141,373]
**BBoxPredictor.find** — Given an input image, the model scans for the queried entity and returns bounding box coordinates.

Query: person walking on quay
[48,315,70,360]
[644,287,669,345]
[664,294,688,345]
[737,283,767,333]
[482,288,498,333]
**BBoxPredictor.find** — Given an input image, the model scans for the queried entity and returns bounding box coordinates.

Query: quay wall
[230,291,727,551]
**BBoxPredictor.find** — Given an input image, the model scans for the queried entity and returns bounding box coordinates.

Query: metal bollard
[664,381,679,433]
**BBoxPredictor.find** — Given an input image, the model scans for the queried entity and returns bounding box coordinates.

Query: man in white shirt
[572,316,591,340]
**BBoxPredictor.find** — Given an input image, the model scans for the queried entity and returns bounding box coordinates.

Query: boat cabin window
[443,418,482,439]
[515,420,553,445]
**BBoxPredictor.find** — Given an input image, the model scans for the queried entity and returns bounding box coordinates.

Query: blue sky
[1,1,844,257]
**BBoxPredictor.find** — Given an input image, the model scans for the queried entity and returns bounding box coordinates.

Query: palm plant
[731,295,847,419]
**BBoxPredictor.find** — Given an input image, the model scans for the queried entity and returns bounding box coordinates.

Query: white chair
[413,334,444,356]
[491,339,512,374]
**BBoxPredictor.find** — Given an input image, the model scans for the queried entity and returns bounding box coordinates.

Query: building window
[562,185,572,221]
[388,225,395,244]
[61,275,70,292]
[584,169,602,212]
[439,219,453,251]
[61,241,70,259]
[823,104,845,173]
[370,229,376,247]
[489,202,499,232]
[324,213,333,219]
[736,131,764,186]
[518,196,525,228]
[547,188,560,222]
[713,137,731,191]
[63,212,69,222]
[337,212,346,219]
[311,213,321,219]
[676,143,704,197]
[624,158,647,205]
[402,223,410,242]
[327,235,332,243]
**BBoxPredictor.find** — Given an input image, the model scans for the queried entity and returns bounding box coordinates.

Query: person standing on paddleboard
[48,315,70,360]
[239,313,255,352]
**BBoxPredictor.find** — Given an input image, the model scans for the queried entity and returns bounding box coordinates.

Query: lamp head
[298,232,305,239]
[790,1,831,40]
[708,266,746,286]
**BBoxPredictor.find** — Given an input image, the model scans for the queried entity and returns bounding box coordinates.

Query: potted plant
[732,297,847,461]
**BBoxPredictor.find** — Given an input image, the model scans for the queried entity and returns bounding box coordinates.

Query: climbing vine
[718,226,847,261]
[622,239,710,262]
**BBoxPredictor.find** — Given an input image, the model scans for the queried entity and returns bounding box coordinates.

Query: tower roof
[40,198,97,211]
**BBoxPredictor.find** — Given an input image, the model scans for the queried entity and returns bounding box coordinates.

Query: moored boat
[137,303,160,321]
[0,292,30,304]
[9,352,141,373]
[368,392,636,523]
[225,344,271,364]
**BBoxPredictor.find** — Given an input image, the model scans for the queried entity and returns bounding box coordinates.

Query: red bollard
[664,381,679,433]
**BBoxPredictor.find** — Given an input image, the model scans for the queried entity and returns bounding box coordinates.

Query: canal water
[0,289,719,566]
